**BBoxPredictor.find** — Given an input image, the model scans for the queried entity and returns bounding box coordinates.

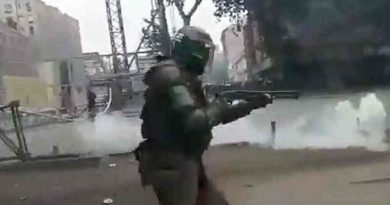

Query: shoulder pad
[145,60,185,87]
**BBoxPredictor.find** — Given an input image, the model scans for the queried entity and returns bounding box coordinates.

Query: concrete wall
[3,75,47,108]
[68,59,88,107]
[0,21,37,105]
[0,22,37,77]
[37,61,60,107]
[37,59,88,109]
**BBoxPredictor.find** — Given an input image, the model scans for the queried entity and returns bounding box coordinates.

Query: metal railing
[79,51,157,75]
[0,101,30,161]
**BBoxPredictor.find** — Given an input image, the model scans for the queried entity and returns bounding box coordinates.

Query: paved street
[1,146,390,205]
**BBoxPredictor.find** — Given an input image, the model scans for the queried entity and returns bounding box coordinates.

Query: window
[28,16,34,24]
[26,2,32,12]
[4,3,13,14]
[29,26,34,35]
[6,17,17,30]
[4,3,13,10]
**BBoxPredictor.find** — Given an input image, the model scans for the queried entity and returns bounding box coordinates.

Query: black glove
[247,93,273,109]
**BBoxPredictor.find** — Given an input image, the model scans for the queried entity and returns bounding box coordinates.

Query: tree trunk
[183,16,191,26]
[157,0,171,56]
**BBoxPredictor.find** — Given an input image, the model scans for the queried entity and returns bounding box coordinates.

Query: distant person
[87,88,97,119]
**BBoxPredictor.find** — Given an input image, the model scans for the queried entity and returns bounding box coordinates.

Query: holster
[134,140,150,187]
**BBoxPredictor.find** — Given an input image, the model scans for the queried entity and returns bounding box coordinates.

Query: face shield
[187,40,215,75]
[173,26,215,75]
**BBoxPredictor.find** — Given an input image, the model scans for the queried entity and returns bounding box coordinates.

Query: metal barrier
[0,101,30,161]
[81,51,157,75]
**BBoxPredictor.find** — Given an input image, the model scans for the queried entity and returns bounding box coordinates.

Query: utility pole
[105,0,129,73]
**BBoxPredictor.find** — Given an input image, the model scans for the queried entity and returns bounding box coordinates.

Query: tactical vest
[140,60,212,155]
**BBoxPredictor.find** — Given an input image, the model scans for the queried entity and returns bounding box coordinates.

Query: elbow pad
[170,85,211,131]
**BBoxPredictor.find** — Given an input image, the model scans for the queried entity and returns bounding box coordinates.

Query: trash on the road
[244,184,254,188]
[20,196,28,201]
[108,163,117,168]
[102,198,114,204]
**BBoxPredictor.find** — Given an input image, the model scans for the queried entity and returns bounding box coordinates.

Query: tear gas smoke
[76,112,142,155]
[212,93,388,151]
[2,93,387,159]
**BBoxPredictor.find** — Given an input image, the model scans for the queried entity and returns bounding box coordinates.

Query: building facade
[37,59,88,110]
[0,0,86,110]
[243,13,265,80]
[221,25,248,82]
[221,15,267,83]
[0,0,82,61]
[0,21,37,105]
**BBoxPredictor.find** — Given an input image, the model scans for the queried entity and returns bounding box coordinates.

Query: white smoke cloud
[212,93,388,151]
[3,93,387,159]
[76,112,143,156]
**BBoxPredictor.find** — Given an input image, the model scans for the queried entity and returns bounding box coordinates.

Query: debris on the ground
[20,196,28,201]
[244,184,254,188]
[108,163,117,168]
[102,198,114,204]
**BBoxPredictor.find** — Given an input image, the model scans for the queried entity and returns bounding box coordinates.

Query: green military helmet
[171,26,215,75]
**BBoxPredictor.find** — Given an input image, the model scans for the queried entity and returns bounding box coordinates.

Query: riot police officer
[137,26,269,205]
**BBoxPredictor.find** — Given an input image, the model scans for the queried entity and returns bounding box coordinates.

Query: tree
[142,0,205,55]
[140,0,171,56]
[167,0,204,26]
[213,0,390,87]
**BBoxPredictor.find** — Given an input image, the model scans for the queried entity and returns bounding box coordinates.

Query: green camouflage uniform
[137,58,260,205]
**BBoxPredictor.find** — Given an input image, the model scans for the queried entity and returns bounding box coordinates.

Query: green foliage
[213,0,390,55]
[141,24,164,52]
[213,0,246,21]
[213,0,390,86]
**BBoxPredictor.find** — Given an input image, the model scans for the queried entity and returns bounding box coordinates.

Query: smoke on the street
[212,93,388,151]
[76,112,142,155]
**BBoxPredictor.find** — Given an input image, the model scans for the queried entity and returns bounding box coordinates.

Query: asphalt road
[1,146,390,205]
